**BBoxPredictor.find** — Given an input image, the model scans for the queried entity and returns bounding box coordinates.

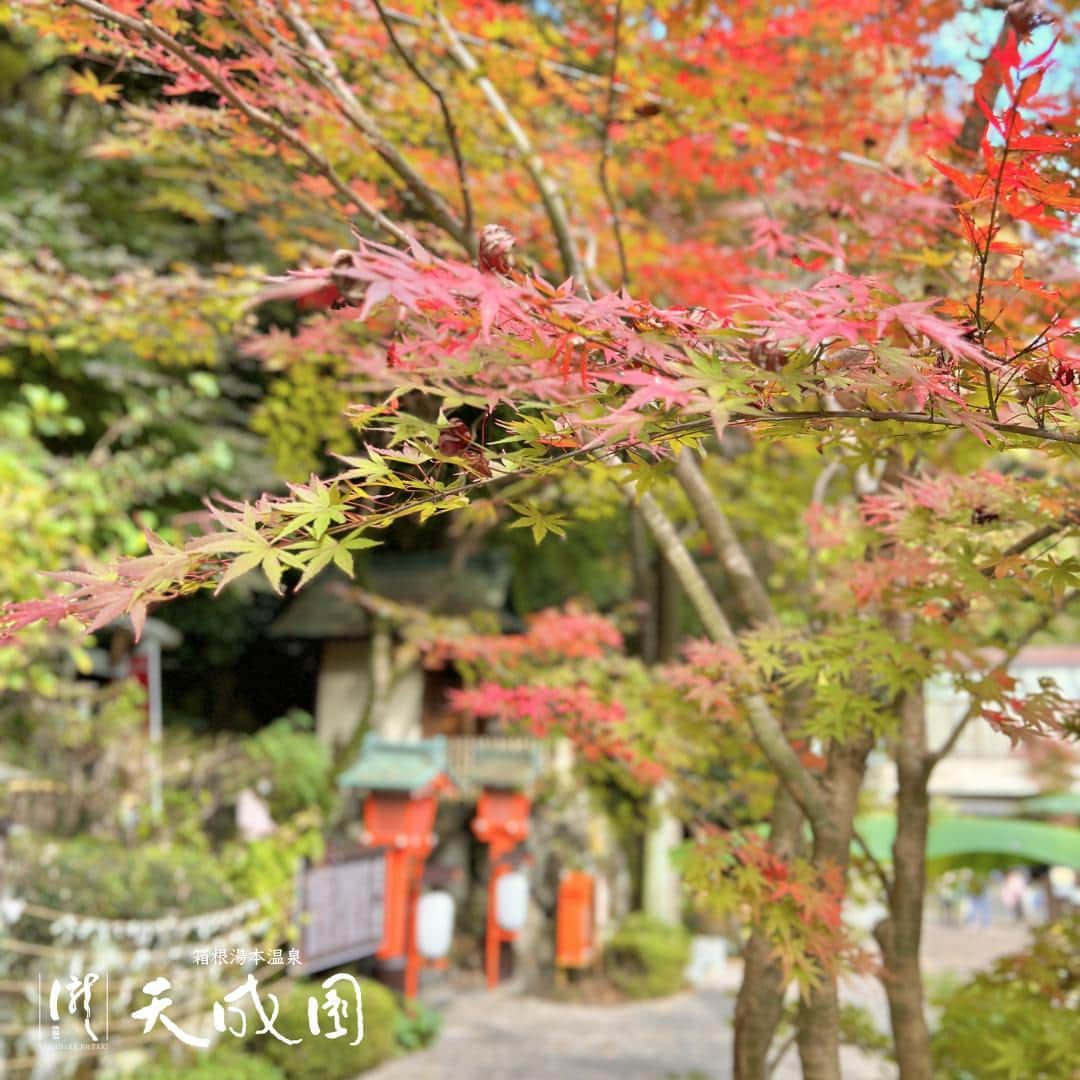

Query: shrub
[931,914,1079,1079]
[253,977,401,1079]
[247,709,335,820]
[603,912,691,999]
[139,1046,286,1080]
[10,833,234,919]
[395,998,442,1051]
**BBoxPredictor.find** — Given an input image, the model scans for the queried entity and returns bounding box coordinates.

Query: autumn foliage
[2,1,1078,1075]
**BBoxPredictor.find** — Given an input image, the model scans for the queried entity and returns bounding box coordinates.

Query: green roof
[338,735,453,794]
[267,552,512,639]
[1019,791,1080,817]
[856,814,1080,869]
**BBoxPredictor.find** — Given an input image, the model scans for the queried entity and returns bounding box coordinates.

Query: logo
[41,972,109,1051]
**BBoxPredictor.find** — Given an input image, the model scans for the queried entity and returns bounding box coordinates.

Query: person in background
[1001,867,1028,923]
[1022,866,1049,924]
[966,870,994,928]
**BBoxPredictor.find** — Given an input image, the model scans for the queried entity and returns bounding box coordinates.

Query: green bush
[603,912,691,999]
[247,710,336,820]
[139,1046,285,1080]
[931,914,1079,1079]
[10,833,235,919]
[253,977,401,1079]
[395,998,442,1051]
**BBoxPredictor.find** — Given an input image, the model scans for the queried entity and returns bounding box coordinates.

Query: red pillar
[362,789,441,998]
[471,789,531,990]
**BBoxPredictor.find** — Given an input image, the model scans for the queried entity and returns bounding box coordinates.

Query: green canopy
[1020,791,1080,817]
[855,814,1080,869]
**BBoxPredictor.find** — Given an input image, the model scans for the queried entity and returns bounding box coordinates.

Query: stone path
[367,922,1029,1080]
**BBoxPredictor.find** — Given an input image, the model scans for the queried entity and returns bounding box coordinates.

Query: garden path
[365,921,1029,1080]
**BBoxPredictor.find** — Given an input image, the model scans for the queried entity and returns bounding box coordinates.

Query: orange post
[555,870,596,969]
[360,776,454,997]
[340,736,457,999]
[471,789,531,989]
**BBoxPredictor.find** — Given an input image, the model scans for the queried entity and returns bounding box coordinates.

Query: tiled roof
[338,734,453,793]
[267,551,512,639]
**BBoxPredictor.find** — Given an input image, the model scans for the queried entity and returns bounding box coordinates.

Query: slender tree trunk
[734,785,805,1080]
[875,686,933,1079]
[629,508,660,663]
[656,548,681,663]
[796,731,874,1080]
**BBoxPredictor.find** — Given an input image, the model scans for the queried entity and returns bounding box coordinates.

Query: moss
[603,912,691,999]
[139,1046,285,1080]
[253,977,401,1079]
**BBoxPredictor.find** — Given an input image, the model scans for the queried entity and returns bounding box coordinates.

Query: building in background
[867,645,1080,816]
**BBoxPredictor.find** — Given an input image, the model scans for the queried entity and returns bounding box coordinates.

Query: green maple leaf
[507,502,568,544]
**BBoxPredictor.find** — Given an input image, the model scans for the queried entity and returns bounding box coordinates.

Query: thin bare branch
[433,3,586,285]
[68,0,415,247]
[597,0,629,289]
[279,1,468,249]
[368,0,475,254]
[380,5,901,181]
[672,451,775,625]
[972,76,1023,419]
[852,826,893,895]
[766,1031,798,1078]
[632,487,828,830]
[993,515,1078,567]
[666,410,1080,448]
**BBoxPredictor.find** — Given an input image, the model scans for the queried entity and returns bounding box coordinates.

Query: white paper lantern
[495,872,529,933]
[415,891,455,960]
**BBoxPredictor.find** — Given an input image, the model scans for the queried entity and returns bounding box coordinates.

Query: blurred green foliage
[251,359,355,481]
[394,998,443,1051]
[137,1046,286,1080]
[931,914,1080,1079]
[9,833,235,919]
[603,912,691,999]
[253,978,401,1078]
[246,709,336,819]
[0,23,275,704]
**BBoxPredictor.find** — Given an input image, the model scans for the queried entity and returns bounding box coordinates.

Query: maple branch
[597,0,629,289]
[672,451,775,625]
[369,0,475,254]
[994,515,1078,568]
[852,826,893,896]
[66,0,416,248]
[810,459,842,510]
[927,589,1078,769]
[925,700,977,774]
[668,410,1080,447]
[766,1031,798,1078]
[279,1,468,250]
[433,4,586,285]
[632,488,828,831]
[972,77,1024,420]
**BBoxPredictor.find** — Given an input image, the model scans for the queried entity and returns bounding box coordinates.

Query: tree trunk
[656,547,681,663]
[796,731,874,1080]
[629,508,659,663]
[875,685,933,1080]
[734,783,805,1079]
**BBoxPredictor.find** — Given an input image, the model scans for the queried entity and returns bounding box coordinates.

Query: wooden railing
[444,734,550,790]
